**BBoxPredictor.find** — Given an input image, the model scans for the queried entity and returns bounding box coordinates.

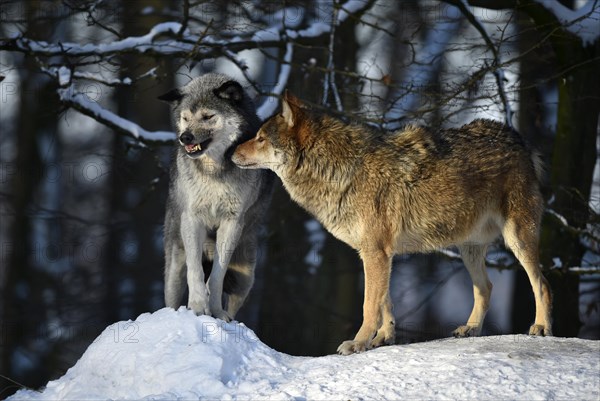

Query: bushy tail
[530,150,545,183]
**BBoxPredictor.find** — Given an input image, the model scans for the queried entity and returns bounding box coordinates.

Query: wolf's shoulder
[385,124,436,151]
[441,119,517,140]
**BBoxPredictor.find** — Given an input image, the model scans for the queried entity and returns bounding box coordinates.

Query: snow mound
[10,308,599,400]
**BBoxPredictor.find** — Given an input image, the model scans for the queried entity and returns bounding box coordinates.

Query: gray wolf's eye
[203,114,215,121]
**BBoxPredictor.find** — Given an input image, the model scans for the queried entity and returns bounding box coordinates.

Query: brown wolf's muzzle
[232,139,258,168]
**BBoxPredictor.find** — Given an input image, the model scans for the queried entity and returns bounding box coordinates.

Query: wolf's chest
[183,178,252,224]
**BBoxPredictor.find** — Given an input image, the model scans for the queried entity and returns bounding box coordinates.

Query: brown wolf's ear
[281,90,301,127]
[283,90,303,107]
[282,91,311,146]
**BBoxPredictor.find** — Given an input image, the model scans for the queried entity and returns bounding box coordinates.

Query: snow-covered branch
[58,85,176,144]
[1,1,376,142]
[256,42,294,121]
[2,22,199,58]
[0,1,375,61]
[437,247,600,274]
[533,0,600,46]
[44,66,133,87]
[545,208,600,249]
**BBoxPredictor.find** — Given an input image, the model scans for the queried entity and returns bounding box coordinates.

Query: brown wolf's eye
[257,136,265,143]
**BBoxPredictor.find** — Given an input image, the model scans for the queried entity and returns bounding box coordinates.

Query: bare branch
[323,0,343,111]
[177,0,191,37]
[384,4,462,128]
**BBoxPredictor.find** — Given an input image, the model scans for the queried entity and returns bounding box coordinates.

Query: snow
[338,0,372,21]
[266,6,305,29]
[546,208,570,228]
[57,66,71,87]
[10,308,599,400]
[304,219,326,274]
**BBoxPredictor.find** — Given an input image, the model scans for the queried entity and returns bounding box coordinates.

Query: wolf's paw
[452,325,481,338]
[337,340,368,355]
[371,330,395,349]
[188,302,210,316]
[212,308,233,323]
[528,324,552,336]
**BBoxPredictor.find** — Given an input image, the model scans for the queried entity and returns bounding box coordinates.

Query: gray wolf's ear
[157,88,184,103]
[214,81,244,103]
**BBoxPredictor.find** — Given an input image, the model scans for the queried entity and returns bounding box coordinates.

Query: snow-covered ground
[10,308,599,400]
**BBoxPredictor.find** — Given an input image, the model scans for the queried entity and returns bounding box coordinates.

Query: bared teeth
[187,144,201,153]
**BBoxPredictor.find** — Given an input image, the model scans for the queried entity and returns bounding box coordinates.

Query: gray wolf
[232,92,553,354]
[158,73,274,321]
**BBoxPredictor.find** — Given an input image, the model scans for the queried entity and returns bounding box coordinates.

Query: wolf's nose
[179,132,194,145]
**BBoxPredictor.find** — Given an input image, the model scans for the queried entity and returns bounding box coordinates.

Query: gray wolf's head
[158,73,259,164]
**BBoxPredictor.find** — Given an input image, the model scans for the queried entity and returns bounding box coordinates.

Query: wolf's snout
[179,131,194,145]
[232,144,252,167]
[231,148,244,163]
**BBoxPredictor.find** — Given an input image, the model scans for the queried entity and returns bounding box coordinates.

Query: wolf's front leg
[370,292,396,348]
[164,241,187,309]
[208,218,243,322]
[181,213,210,315]
[337,249,392,355]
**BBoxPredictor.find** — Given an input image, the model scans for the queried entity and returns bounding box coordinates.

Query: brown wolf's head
[232,91,307,172]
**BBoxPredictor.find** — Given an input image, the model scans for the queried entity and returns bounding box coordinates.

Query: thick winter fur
[159,73,274,321]
[232,92,553,354]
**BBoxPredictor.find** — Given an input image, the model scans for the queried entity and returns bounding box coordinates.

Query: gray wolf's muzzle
[179,131,213,157]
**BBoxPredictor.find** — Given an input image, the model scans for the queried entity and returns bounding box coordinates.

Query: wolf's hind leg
[224,262,255,319]
[223,231,258,319]
[503,219,553,336]
[208,219,243,322]
[453,243,491,337]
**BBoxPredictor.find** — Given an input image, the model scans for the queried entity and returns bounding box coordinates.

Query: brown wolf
[232,92,553,355]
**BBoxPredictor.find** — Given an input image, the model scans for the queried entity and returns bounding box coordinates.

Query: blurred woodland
[0,0,599,396]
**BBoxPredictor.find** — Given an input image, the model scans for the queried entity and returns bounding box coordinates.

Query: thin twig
[396,265,463,323]
[0,373,42,394]
[177,0,190,37]
[450,0,514,127]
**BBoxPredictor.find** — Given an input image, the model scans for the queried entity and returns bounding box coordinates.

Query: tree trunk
[540,38,599,336]
[529,7,600,336]
[1,0,59,388]
[104,0,175,323]
[512,11,554,334]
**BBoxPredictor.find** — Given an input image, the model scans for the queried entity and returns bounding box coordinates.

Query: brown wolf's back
[303,115,541,250]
